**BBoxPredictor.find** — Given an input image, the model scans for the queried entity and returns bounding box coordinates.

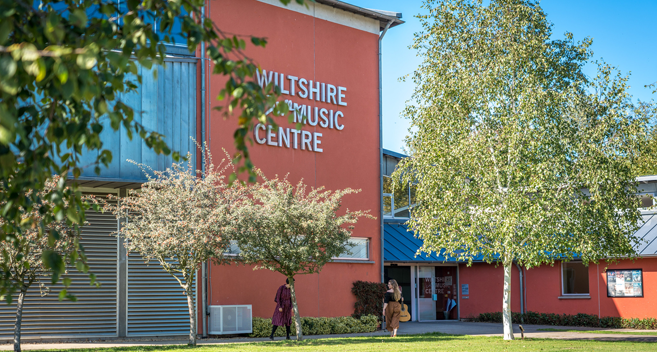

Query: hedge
[250,315,379,337]
[475,311,657,330]
[352,280,387,320]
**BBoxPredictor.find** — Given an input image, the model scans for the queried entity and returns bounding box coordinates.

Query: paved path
[3,321,657,350]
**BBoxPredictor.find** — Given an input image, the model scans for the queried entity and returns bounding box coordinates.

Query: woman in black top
[382,279,403,337]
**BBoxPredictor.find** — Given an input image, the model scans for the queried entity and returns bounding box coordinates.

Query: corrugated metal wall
[127,257,195,336]
[78,58,198,182]
[0,209,119,339]
[0,57,200,341]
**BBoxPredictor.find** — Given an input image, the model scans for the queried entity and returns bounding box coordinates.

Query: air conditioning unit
[208,305,252,335]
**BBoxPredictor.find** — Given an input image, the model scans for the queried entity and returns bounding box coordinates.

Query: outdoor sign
[253,69,349,153]
[607,269,643,297]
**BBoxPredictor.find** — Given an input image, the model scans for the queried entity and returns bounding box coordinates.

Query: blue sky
[349,0,657,154]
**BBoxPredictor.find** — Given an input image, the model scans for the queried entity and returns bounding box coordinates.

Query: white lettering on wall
[254,68,350,154]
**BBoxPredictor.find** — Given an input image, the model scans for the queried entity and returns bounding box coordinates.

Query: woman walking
[383,279,403,337]
[270,278,293,340]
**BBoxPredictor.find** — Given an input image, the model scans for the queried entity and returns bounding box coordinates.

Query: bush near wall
[475,311,657,330]
[352,281,387,320]
[250,315,378,337]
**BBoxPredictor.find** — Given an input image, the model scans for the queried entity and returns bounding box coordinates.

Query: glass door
[417,267,436,321]
[435,267,458,320]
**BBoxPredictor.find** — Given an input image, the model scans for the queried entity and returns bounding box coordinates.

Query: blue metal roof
[384,221,485,263]
[384,214,657,263]
[382,149,408,159]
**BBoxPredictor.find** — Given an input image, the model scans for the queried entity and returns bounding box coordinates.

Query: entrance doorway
[384,266,412,321]
[417,266,458,321]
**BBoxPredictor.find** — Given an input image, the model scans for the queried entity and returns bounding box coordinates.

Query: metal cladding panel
[127,255,195,336]
[383,222,484,263]
[0,210,118,339]
[79,59,197,182]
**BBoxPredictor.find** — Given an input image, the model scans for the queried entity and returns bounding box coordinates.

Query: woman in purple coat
[269,278,294,340]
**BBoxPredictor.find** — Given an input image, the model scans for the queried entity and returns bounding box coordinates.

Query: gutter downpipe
[379,20,393,284]
[201,0,208,339]
[516,262,524,324]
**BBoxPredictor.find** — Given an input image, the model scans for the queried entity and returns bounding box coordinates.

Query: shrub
[352,281,387,320]
[475,311,657,330]
[249,315,379,338]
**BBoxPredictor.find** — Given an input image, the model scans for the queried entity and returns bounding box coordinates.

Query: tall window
[383,176,393,217]
[562,261,589,295]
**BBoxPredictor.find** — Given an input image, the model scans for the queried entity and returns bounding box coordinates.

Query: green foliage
[0,0,297,303]
[634,122,657,176]
[398,0,655,339]
[228,171,374,340]
[0,176,82,298]
[351,280,387,320]
[475,311,657,330]
[100,144,236,346]
[249,315,378,338]
[230,172,372,278]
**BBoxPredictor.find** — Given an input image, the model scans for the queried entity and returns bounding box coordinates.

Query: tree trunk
[502,261,514,340]
[186,291,197,346]
[288,277,303,341]
[14,288,26,352]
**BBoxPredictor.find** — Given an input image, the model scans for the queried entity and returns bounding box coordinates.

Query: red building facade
[202,0,402,334]
[384,150,657,322]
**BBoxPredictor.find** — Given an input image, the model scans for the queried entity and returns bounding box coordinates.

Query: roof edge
[315,0,404,30]
[383,148,408,159]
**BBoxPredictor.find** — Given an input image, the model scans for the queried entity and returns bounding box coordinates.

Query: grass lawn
[537,328,657,336]
[41,333,657,352]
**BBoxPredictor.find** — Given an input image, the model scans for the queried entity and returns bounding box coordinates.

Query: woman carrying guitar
[383,279,404,337]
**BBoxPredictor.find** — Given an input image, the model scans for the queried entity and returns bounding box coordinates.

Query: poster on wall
[607,269,643,297]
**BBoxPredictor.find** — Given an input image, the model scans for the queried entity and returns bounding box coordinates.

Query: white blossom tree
[228,172,373,341]
[102,145,239,346]
[0,176,82,352]
[396,0,654,340]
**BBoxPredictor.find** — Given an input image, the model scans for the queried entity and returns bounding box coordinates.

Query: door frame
[413,264,460,322]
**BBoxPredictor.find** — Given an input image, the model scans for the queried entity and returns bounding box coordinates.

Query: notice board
[607,269,643,297]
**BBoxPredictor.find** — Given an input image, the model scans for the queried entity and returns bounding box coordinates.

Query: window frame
[333,237,370,261]
[383,176,417,220]
[560,260,590,296]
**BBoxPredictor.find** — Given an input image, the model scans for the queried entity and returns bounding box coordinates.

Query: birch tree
[0,176,81,352]
[102,145,238,346]
[396,0,654,340]
[228,172,373,341]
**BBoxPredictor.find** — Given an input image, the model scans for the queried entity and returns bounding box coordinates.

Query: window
[383,195,392,217]
[334,238,369,260]
[224,240,241,256]
[382,176,418,219]
[561,261,589,295]
[638,193,654,209]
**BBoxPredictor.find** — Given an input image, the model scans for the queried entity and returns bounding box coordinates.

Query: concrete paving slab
[3,321,657,350]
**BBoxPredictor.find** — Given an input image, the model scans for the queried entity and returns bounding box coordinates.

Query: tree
[0,176,82,352]
[633,116,657,176]
[101,145,238,346]
[0,0,298,299]
[229,172,373,341]
[396,0,654,340]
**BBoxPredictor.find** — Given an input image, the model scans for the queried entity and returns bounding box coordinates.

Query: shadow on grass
[43,332,657,352]
[42,333,460,352]
[537,328,657,336]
